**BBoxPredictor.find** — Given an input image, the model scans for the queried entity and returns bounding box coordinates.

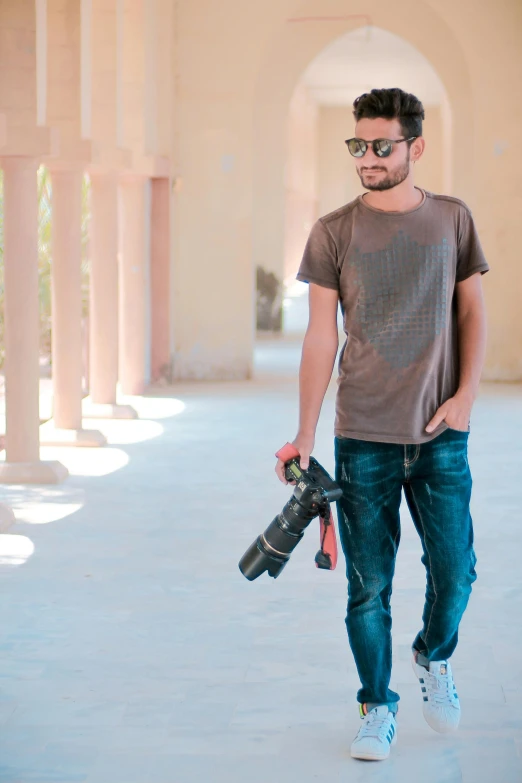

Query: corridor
[0,340,520,782]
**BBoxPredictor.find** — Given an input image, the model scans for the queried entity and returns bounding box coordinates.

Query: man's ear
[411,136,425,162]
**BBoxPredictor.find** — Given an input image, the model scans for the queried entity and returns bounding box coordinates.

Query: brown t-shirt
[296,189,490,444]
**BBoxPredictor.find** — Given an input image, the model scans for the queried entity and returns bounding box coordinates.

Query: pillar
[40,168,106,446]
[119,174,147,396]
[82,171,137,419]
[0,157,67,484]
[150,177,171,382]
[90,172,118,403]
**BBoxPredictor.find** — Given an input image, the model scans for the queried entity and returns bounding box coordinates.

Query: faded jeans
[334,428,477,714]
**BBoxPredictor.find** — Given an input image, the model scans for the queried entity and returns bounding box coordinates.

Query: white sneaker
[350,705,397,761]
[412,654,461,733]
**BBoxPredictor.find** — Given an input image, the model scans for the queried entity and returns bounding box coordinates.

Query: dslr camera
[238,443,342,581]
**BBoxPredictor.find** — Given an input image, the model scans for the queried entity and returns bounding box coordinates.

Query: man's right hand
[275,432,315,485]
[275,282,338,486]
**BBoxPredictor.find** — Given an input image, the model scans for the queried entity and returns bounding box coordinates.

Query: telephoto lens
[238,501,317,581]
[238,445,342,581]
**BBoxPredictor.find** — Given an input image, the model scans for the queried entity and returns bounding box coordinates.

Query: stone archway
[252,0,473,309]
[283,25,452,291]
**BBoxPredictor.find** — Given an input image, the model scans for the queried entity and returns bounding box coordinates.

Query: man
[275,88,489,761]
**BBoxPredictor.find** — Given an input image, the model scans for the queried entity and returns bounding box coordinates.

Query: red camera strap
[319,508,338,570]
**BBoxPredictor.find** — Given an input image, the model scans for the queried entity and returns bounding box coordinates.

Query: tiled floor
[0,340,520,782]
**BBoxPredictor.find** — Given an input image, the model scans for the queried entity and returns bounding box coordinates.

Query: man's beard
[358,157,410,192]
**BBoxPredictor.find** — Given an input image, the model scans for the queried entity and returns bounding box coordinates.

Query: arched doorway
[283,26,451,333]
[252,2,472,338]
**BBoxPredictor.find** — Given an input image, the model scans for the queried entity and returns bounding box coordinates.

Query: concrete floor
[0,339,521,782]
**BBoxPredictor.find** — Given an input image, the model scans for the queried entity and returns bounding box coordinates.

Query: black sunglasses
[345,137,417,158]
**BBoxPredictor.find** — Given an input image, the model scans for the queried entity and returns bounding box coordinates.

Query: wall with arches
[114,0,520,380]
[1,0,521,392]
[244,0,522,378]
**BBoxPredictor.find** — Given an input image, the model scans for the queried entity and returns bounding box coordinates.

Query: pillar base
[0,504,16,533]
[0,461,69,485]
[39,422,108,448]
[82,399,138,420]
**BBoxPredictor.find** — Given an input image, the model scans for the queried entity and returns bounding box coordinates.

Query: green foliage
[0,167,91,370]
[256,266,282,331]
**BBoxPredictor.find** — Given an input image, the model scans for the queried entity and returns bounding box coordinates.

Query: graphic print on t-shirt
[352,231,450,370]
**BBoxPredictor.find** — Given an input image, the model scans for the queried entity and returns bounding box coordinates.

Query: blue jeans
[334,428,477,714]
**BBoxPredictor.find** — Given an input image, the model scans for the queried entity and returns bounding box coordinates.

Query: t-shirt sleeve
[456,210,490,282]
[296,219,340,291]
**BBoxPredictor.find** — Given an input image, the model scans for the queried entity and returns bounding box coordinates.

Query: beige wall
[170,0,265,379]
[415,105,445,195]
[250,0,522,380]
[0,0,56,156]
[317,106,360,217]
[0,2,38,128]
[90,0,118,147]
[47,0,82,154]
[79,0,522,380]
[252,0,475,306]
[1,0,522,381]
[284,85,318,285]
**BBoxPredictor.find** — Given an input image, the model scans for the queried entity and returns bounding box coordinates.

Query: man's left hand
[425,390,474,434]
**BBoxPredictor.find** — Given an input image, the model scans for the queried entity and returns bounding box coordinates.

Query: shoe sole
[351,733,397,761]
[411,655,460,733]
[351,750,390,761]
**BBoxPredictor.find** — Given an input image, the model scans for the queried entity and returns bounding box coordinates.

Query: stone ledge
[39,423,107,448]
[82,400,138,420]
[0,461,69,485]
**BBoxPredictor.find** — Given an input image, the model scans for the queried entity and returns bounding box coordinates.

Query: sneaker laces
[425,668,455,706]
[358,709,391,739]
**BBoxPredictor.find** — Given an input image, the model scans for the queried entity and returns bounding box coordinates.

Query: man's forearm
[298,329,339,435]
[456,309,487,401]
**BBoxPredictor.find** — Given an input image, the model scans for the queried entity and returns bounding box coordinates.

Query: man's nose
[363,146,382,165]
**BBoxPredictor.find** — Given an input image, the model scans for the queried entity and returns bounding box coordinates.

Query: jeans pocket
[445,425,470,435]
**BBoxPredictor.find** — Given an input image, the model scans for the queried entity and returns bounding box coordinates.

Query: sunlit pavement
[0,339,521,782]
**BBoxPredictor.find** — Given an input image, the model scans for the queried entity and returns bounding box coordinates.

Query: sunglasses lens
[347,139,366,158]
[374,140,393,157]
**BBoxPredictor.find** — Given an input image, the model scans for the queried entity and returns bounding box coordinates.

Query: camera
[238,443,342,581]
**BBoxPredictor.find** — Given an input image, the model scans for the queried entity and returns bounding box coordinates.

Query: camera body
[284,454,342,508]
[238,448,342,581]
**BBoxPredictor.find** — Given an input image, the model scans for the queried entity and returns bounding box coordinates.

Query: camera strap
[319,506,338,570]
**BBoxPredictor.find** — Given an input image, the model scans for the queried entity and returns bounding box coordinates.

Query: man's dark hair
[353,88,425,139]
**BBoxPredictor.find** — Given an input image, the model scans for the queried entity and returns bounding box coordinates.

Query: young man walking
[275,88,489,761]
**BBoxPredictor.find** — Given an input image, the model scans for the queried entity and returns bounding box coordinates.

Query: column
[119,174,147,395]
[150,177,171,382]
[40,167,106,446]
[82,171,137,419]
[0,157,67,484]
